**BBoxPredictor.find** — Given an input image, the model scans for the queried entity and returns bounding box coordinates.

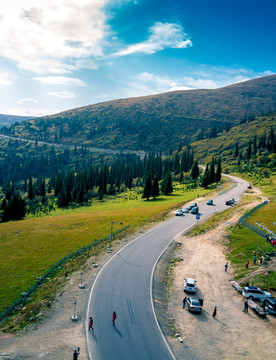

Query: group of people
[88,311,117,332]
[74,312,117,358]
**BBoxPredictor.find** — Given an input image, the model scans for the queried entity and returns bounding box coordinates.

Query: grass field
[227,200,276,290]
[0,185,211,314]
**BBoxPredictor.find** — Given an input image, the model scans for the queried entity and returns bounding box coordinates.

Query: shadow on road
[89,330,98,342]
[113,325,123,337]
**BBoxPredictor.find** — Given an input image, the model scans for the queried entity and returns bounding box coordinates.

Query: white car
[186,297,203,313]
[175,209,183,216]
[242,286,272,300]
[184,278,197,293]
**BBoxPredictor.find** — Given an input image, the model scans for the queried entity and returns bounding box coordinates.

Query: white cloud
[0,0,110,74]
[18,97,38,104]
[48,91,76,98]
[33,76,86,86]
[0,72,15,86]
[112,22,192,57]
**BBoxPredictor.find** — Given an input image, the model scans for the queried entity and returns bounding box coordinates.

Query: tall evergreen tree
[191,161,199,180]
[215,158,222,183]
[151,176,160,199]
[209,157,215,184]
[162,172,173,195]
[28,176,34,200]
[201,164,209,188]
[142,171,152,200]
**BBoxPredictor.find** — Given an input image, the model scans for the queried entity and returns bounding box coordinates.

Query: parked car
[260,297,276,315]
[191,206,199,214]
[207,199,213,205]
[184,278,197,293]
[175,209,183,216]
[247,185,252,189]
[186,205,194,211]
[225,198,236,205]
[191,203,197,208]
[242,286,272,301]
[186,297,203,313]
[182,207,190,213]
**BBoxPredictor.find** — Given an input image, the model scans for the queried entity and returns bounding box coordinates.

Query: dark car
[260,297,276,315]
[207,199,213,205]
[186,297,203,313]
[191,206,199,214]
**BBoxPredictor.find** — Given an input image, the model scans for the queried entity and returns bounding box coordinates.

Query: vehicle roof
[185,278,196,283]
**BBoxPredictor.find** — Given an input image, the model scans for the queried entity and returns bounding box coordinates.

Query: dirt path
[165,220,276,360]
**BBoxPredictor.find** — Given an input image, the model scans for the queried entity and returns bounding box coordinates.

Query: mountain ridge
[2,74,276,151]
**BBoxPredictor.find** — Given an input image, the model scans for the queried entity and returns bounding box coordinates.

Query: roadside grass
[226,201,276,291]
[0,185,211,315]
[189,194,262,237]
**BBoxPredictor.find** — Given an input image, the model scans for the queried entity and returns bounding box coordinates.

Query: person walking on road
[89,316,93,331]
[112,311,117,326]
[243,300,249,313]
[73,350,79,360]
[260,256,264,265]
[225,262,228,272]
[253,255,257,265]
[212,306,217,318]
[245,260,249,269]
[182,297,187,309]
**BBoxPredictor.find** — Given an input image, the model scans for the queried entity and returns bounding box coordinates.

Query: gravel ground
[160,220,276,360]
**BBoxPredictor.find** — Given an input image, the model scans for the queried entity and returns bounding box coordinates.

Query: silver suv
[242,286,272,300]
[184,278,197,293]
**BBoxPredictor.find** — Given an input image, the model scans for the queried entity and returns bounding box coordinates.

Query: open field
[0,185,212,314]
[227,200,276,288]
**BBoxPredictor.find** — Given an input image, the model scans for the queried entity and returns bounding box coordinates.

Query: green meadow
[227,200,276,290]
[0,185,210,314]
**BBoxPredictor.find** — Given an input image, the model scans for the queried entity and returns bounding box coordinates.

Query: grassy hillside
[191,113,276,181]
[2,75,276,152]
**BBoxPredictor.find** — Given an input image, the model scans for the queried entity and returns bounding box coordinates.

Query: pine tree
[162,172,173,195]
[201,164,209,188]
[209,158,215,184]
[191,161,199,180]
[151,176,160,199]
[142,171,152,200]
[28,176,34,200]
[215,158,222,183]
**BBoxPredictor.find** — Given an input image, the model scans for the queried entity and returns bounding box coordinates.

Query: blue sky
[0,0,275,116]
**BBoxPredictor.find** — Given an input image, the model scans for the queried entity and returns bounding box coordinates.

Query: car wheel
[249,296,253,300]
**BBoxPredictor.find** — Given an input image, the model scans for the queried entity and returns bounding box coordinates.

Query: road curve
[86,175,249,360]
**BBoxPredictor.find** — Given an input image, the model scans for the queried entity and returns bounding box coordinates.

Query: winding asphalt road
[86,174,249,360]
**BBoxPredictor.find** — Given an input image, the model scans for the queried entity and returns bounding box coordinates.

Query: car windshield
[191,299,201,306]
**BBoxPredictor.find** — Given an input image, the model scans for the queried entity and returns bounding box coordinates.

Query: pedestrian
[112,311,116,326]
[89,316,93,331]
[253,255,257,265]
[243,300,249,313]
[225,262,228,272]
[260,256,264,265]
[73,350,79,360]
[182,296,187,309]
[245,260,249,269]
[212,306,217,318]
